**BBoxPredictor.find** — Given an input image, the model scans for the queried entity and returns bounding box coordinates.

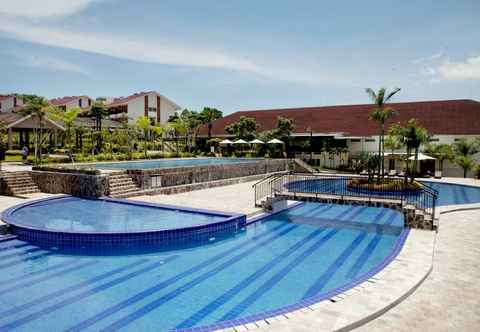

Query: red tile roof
[200,99,480,137]
[50,96,90,106]
[107,91,153,107]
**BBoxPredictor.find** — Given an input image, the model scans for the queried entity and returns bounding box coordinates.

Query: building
[50,96,93,111]
[0,95,24,113]
[106,91,180,125]
[201,99,480,177]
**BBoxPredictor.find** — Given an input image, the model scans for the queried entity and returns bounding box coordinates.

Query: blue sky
[1,0,479,114]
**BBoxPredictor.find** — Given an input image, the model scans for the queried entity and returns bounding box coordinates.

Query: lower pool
[0,202,406,331]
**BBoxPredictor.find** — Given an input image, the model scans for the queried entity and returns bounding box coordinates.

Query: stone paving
[130,180,262,216]
[356,208,480,332]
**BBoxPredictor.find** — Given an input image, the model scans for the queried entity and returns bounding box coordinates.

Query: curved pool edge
[1,195,246,251]
[176,213,410,332]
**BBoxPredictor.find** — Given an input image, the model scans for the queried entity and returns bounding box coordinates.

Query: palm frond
[384,87,401,102]
[365,88,377,102]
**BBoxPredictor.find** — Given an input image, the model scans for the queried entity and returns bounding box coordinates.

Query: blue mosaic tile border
[170,222,410,332]
[1,195,246,250]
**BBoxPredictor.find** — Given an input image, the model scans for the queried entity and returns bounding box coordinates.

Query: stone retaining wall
[31,170,108,197]
[127,159,288,190]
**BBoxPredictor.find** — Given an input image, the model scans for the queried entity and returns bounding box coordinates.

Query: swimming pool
[284,178,480,206]
[93,157,261,170]
[0,202,406,331]
[2,196,245,250]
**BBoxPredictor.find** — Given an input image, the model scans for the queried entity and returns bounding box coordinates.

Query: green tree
[455,155,476,178]
[136,116,152,159]
[273,116,294,157]
[200,107,223,139]
[225,116,257,141]
[366,87,401,181]
[50,106,81,162]
[180,109,202,152]
[167,117,187,152]
[390,119,429,183]
[423,143,454,173]
[19,96,57,163]
[89,101,108,154]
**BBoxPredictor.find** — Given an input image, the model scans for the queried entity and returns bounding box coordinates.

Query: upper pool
[92,157,261,170]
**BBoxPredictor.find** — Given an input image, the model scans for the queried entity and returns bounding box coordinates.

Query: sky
[1,0,479,114]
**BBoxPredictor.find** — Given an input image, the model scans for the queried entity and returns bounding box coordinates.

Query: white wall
[0,96,24,112]
[126,92,178,125]
[347,134,480,178]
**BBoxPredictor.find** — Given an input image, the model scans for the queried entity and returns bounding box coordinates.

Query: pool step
[0,171,41,196]
[108,173,143,198]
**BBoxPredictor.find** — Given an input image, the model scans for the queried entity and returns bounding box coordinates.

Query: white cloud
[436,55,480,81]
[0,0,99,18]
[415,52,480,82]
[0,16,340,85]
[23,55,89,75]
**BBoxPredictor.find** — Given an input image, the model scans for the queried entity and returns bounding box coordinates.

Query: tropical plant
[390,119,429,183]
[136,116,152,159]
[199,107,222,139]
[455,155,476,178]
[365,87,401,181]
[19,96,57,163]
[180,109,202,152]
[50,107,81,162]
[273,116,294,157]
[89,101,108,154]
[225,116,257,141]
[423,143,454,173]
[167,117,187,152]
[453,138,479,157]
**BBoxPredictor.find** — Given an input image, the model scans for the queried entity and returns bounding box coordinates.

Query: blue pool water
[6,197,227,233]
[93,158,260,170]
[285,179,480,206]
[0,202,406,331]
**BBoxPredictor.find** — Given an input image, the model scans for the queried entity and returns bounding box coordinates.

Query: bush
[348,178,422,192]
[5,150,22,156]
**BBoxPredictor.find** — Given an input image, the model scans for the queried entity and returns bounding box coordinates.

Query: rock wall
[32,170,108,197]
[128,159,288,190]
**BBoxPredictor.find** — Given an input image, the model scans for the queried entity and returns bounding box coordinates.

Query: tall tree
[274,116,294,157]
[19,96,57,163]
[366,87,401,181]
[390,119,429,183]
[423,143,454,173]
[225,116,257,141]
[51,107,81,162]
[136,116,152,159]
[453,138,479,178]
[200,107,222,139]
[180,109,202,152]
[89,101,108,154]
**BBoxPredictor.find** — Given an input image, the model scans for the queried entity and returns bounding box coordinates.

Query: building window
[79,99,82,107]
[0,102,2,110]
[13,97,17,107]
[429,138,439,142]
[365,138,375,142]
[350,139,361,142]
[88,99,91,106]
[148,107,157,113]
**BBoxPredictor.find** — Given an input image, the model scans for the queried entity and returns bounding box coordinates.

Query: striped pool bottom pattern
[0,202,407,332]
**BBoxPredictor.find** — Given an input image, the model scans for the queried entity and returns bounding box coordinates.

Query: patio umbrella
[249,139,264,144]
[267,138,284,144]
[408,153,435,160]
[233,139,248,144]
[219,139,233,145]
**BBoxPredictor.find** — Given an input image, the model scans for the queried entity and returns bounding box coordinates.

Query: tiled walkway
[357,208,480,332]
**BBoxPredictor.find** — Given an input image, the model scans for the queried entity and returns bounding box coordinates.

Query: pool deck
[0,177,479,331]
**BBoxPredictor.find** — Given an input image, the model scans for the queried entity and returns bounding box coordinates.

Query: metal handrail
[254,172,438,219]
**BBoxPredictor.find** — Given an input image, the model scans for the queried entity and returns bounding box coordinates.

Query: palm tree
[90,101,108,154]
[423,143,454,174]
[136,116,152,159]
[200,107,222,139]
[455,155,476,178]
[19,96,57,163]
[384,134,403,171]
[366,87,401,181]
[390,119,429,183]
